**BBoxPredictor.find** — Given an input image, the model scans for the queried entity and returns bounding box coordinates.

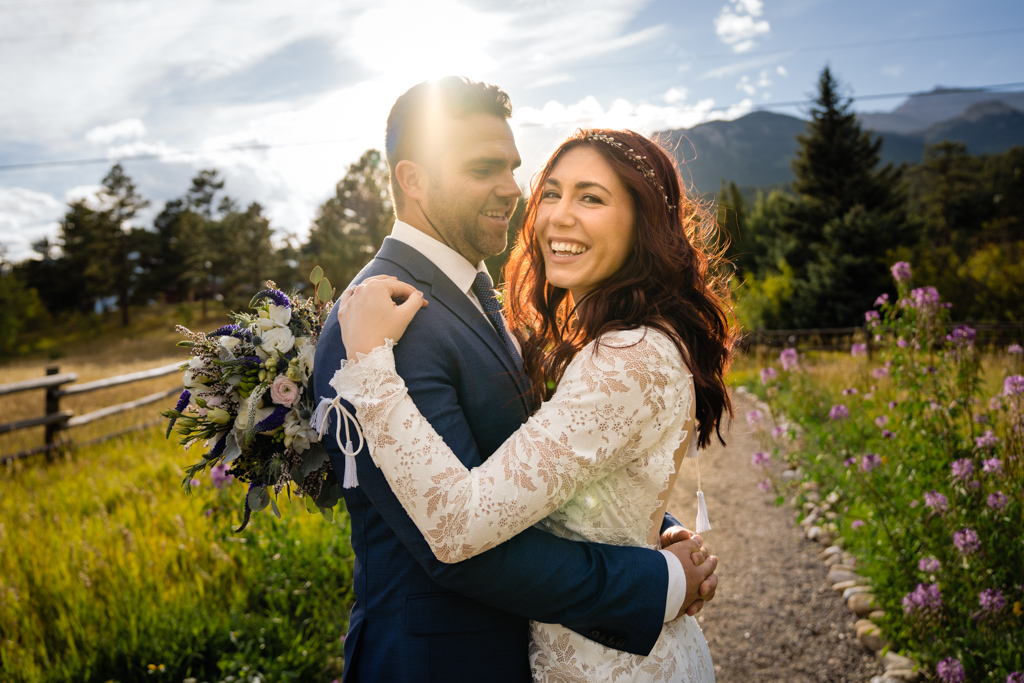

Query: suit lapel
[375,238,532,413]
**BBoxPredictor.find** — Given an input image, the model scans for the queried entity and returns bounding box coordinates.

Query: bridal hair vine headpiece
[585,133,676,211]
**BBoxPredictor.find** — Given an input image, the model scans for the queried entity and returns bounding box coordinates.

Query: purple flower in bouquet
[875,415,889,428]
[861,453,882,472]
[829,404,849,420]
[891,261,911,282]
[760,367,777,384]
[987,491,1009,510]
[758,479,772,493]
[982,458,1003,475]
[873,367,889,379]
[918,556,940,573]
[936,658,965,683]
[851,343,867,357]
[1004,375,1024,397]
[780,348,798,371]
[902,582,942,614]
[746,409,763,426]
[1008,343,1023,355]
[251,288,292,309]
[954,528,980,554]
[979,588,1006,612]
[210,462,234,489]
[874,293,889,307]
[951,458,974,481]
[252,405,290,433]
[975,430,1000,449]
[850,519,865,529]
[174,389,191,413]
[925,491,949,513]
[751,451,770,467]
[865,310,880,326]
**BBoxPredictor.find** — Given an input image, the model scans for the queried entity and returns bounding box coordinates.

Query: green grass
[1,426,353,683]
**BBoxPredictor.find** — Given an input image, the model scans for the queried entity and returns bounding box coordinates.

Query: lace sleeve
[330,328,689,563]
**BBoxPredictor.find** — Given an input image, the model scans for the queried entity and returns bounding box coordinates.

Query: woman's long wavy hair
[503,128,737,448]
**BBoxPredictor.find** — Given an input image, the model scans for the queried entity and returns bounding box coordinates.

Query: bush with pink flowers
[746,262,1023,680]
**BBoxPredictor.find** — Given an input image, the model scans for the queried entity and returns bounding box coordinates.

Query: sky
[2,0,1023,262]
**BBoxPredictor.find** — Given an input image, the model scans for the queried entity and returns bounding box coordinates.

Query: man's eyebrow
[466,156,518,168]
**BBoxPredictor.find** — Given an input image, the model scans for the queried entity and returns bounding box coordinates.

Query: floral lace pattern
[331,327,715,682]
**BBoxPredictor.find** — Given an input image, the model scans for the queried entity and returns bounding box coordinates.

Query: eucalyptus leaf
[317,278,332,302]
[305,494,318,514]
[247,486,270,513]
[318,505,334,523]
[270,498,282,520]
[290,442,328,482]
[309,265,323,284]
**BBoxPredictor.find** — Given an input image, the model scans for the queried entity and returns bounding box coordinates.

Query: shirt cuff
[659,549,687,622]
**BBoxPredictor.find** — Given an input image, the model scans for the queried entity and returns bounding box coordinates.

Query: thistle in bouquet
[163,267,340,529]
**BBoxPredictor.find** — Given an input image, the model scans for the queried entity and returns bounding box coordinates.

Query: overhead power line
[1,80,1022,173]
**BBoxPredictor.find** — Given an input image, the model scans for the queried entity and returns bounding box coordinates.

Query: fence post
[44,366,61,461]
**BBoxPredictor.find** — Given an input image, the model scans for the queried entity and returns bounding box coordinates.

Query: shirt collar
[389,219,489,293]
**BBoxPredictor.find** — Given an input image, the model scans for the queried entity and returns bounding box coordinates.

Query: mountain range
[660,88,1024,193]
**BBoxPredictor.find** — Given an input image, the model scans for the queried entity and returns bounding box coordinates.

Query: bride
[330,128,734,681]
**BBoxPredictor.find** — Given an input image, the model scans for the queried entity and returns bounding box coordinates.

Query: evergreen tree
[302,149,392,287]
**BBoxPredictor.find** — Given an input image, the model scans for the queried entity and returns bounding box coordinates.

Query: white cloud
[714,0,770,53]
[702,53,784,79]
[757,70,772,87]
[86,118,146,145]
[777,65,788,76]
[0,187,65,261]
[528,74,573,89]
[664,86,689,104]
[736,76,756,96]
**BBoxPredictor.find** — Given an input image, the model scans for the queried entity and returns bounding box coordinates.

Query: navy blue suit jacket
[314,238,676,682]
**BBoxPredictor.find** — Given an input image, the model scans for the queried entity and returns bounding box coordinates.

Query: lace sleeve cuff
[329,339,398,400]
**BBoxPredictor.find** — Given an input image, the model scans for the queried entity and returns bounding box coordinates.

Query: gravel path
[669,393,883,683]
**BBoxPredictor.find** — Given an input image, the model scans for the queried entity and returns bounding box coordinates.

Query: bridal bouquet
[163,268,342,530]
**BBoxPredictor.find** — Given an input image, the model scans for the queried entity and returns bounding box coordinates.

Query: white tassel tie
[694,448,711,534]
[311,395,365,489]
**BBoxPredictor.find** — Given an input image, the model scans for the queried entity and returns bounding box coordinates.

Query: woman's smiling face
[535,145,637,300]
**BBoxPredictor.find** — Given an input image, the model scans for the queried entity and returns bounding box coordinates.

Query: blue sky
[1,0,1022,261]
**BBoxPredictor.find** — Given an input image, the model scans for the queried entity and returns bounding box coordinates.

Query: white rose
[183,357,211,390]
[296,338,316,377]
[260,326,295,355]
[218,335,241,360]
[284,409,317,453]
[254,304,292,333]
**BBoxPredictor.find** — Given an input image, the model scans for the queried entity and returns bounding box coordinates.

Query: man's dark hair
[385,76,512,212]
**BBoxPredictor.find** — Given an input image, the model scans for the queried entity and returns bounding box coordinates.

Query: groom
[314,76,718,682]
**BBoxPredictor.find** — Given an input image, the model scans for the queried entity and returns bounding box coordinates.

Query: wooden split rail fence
[741,322,1023,355]
[0,362,183,464]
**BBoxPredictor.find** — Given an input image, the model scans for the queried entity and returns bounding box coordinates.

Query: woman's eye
[542,190,560,199]
[582,194,603,204]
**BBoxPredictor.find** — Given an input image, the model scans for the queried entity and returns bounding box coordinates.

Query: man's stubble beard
[424,180,507,264]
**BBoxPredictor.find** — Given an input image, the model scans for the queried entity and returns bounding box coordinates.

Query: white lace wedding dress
[330,327,715,682]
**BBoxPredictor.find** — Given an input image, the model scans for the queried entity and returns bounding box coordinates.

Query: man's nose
[495,171,521,200]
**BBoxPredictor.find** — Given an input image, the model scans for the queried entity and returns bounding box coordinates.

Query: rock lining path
[669,392,883,682]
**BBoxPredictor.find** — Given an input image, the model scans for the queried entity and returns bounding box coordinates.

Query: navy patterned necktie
[471,271,523,372]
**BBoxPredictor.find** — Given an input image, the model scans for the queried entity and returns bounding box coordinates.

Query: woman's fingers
[338,278,428,356]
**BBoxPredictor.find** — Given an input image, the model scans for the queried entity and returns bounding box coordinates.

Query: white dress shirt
[387,219,687,622]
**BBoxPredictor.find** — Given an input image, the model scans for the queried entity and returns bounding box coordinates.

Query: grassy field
[2,304,354,683]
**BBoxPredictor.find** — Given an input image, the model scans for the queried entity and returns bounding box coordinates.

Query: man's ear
[395,160,428,203]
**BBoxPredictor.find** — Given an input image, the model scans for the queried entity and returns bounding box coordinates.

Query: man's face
[419,113,522,264]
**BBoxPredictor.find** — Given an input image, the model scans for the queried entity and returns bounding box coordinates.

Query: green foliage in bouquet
[163,269,339,530]
[746,263,1023,681]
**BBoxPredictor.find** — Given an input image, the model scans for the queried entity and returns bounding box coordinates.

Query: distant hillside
[661,89,1024,193]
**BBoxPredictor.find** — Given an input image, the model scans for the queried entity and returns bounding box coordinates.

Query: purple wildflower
[982,458,1003,475]
[190,478,201,488]
[865,310,881,326]
[987,491,1009,510]
[1007,673,1024,683]
[751,451,770,467]
[842,387,858,396]
[975,430,1000,449]
[891,262,911,282]
[250,288,292,309]
[850,519,865,529]
[989,396,1003,411]
[252,405,290,433]
[936,658,965,683]
[1003,375,1024,397]
[946,325,976,346]
[953,528,981,554]
[951,458,974,481]
[851,343,867,357]
[844,457,857,467]
[888,401,898,410]
[772,426,785,440]
[897,338,908,348]
[874,293,890,307]
[925,491,949,513]
[910,286,940,309]
[210,462,234,489]
[760,367,777,384]
[780,348,799,371]
[882,429,895,438]
[979,588,1006,612]
[746,409,763,426]
[973,413,989,424]
[918,556,940,573]
[861,453,882,472]
[873,367,889,379]
[1008,344,1023,355]
[757,479,772,493]
[902,582,942,614]
[174,389,191,413]
[829,404,849,420]
[875,415,889,428]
